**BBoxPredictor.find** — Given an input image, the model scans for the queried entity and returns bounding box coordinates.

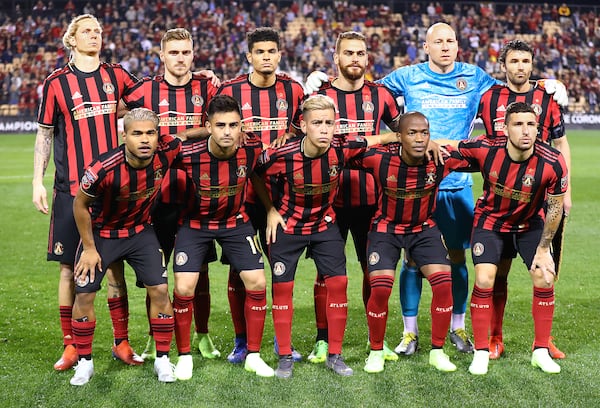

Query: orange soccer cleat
[548,336,566,359]
[54,344,78,371]
[112,340,144,365]
[488,335,505,360]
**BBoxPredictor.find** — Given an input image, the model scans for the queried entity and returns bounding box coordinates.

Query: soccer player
[258,94,395,379]
[477,39,570,360]
[32,14,140,371]
[307,31,401,363]
[70,108,180,385]
[125,27,221,361]
[171,95,274,380]
[304,22,568,356]
[353,111,472,373]
[444,102,567,375]
[217,27,305,364]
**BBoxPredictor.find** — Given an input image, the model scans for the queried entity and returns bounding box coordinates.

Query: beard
[340,65,366,81]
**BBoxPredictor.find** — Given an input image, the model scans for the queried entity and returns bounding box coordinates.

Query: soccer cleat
[141,335,156,361]
[429,349,457,372]
[174,354,194,380]
[489,335,505,360]
[395,332,419,355]
[326,354,353,376]
[70,358,94,386]
[383,341,398,361]
[197,333,221,359]
[154,355,176,383]
[112,340,144,365]
[244,353,275,377]
[54,344,78,371]
[227,337,248,364]
[273,336,302,362]
[469,350,490,375]
[449,328,474,353]
[307,340,328,364]
[548,337,566,359]
[531,348,561,374]
[275,355,294,379]
[364,350,385,373]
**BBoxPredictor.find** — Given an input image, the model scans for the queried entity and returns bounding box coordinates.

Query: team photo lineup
[24,1,581,386]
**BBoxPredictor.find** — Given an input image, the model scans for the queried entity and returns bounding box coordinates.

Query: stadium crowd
[1,1,600,116]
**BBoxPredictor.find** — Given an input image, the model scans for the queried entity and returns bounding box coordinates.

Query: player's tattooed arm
[531,194,564,283]
[32,125,54,214]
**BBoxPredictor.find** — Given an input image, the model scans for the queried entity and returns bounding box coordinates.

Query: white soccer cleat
[154,355,176,383]
[531,348,561,374]
[429,349,457,372]
[244,352,275,377]
[70,358,94,386]
[173,354,193,380]
[469,350,490,375]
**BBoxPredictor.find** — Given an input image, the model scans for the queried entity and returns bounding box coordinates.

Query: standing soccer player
[171,95,274,380]
[32,14,141,371]
[258,95,395,379]
[217,27,305,364]
[444,102,567,375]
[70,108,180,385]
[307,31,401,363]
[125,27,221,361]
[353,112,472,374]
[477,39,570,360]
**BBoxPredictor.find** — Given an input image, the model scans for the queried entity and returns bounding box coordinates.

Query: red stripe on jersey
[38,63,138,196]
[350,144,470,234]
[259,136,369,235]
[477,84,565,143]
[217,73,304,145]
[81,136,181,238]
[459,136,568,233]
[180,135,263,230]
[317,80,401,208]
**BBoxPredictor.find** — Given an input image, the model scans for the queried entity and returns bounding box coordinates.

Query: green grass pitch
[0,131,598,407]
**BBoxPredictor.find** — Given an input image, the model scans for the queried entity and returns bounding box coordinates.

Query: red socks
[324,275,349,355]
[470,285,494,350]
[151,317,175,357]
[108,296,129,343]
[173,293,194,354]
[227,268,247,337]
[428,271,453,348]
[72,319,96,358]
[59,305,73,345]
[532,286,554,349]
[272,281,294,355]
[245,289,267,353]
[194,271,210,334]
[366,275,394,350]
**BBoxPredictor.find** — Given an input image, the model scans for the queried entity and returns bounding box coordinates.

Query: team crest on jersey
[54,242,64,256]
[191,94,204,107]
[532,103,543,116]
[154,168,164,181]
[472,242,484,257]
[362,101,375,113]
[456,79,467,91]
[237,165,248,178]
[76,275,89,287]
[425,171,437,185]
[328,165,340,177]
[81,173,93,190]
[175,252,189,266]
[273,262,286,276]
[522,174,535,187]
[276,99,288,111]
[103,83,115,94]
[561,176,568,190]
[368,251,380,266]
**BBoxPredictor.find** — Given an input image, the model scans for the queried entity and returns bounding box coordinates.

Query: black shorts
[173,223,264,273]
[333,205,376,263]
[268,225,346,283]
[366,226,450,273]
[221,201,267,265]
[47,190,79,264]
[470,217,544,269]
[75,227,167,293]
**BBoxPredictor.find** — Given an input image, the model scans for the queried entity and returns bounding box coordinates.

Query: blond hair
[301,94,336,115]
[62,14,102,50]
[123,108,159,132]
[161,28,193,50]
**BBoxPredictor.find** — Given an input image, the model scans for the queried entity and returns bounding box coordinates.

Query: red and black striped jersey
[180,134,263,230]
[125,74,218,205]
[79,135,181,239]
[315,80,401,208]
[258,136,369,236]
[477,83,565,144]
[349,143,471,234]
[216,73,304,146]
[458,135,568,233]
[38,62,139,196]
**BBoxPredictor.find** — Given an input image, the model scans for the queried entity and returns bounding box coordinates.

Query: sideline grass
[0,132,598,407]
